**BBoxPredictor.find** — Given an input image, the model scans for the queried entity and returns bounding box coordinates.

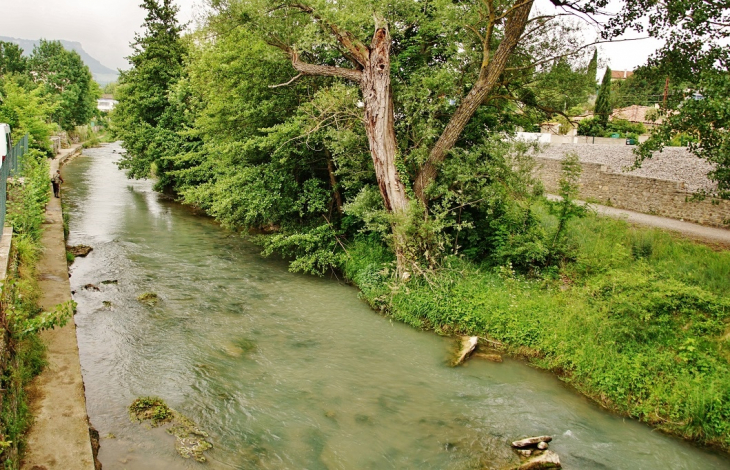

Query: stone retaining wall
[535,157,730,227]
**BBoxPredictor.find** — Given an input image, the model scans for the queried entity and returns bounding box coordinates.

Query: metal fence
[0,134,29,231]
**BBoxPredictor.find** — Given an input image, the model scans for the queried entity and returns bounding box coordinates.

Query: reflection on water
[63,143,730,469]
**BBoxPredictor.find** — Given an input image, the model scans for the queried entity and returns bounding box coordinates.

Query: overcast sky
[0,0,663,75]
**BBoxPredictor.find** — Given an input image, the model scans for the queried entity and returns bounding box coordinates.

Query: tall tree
[28,40,99,131]
[0,41,27,76]
[594,67,612,127]
[586,48,597,88]
[112,0,187,183]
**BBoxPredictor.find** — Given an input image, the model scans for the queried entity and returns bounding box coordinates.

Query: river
[62,143,730,469]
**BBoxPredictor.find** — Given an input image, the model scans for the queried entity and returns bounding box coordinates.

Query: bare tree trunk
[413,0,534,204]
[325,151,343,215]
[360,27,409,213]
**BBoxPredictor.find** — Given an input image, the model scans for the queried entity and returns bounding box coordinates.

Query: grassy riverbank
[0,154,51,468]
[342,209,730,451]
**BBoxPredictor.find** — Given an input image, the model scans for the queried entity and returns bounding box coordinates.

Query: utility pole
[663,76,670,107]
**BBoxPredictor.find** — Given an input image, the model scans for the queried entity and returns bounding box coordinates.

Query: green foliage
[28,40,99,131]
[585,48,597,88]
[6,153,50,240]
[112,0,189,186]
[594,67,613,127]
[0,42,26,76]
[0,79,58,154]
[547,152,586,261]
[577,117,646,138]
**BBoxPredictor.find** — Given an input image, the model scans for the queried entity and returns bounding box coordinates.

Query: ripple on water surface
[63,143,730,470]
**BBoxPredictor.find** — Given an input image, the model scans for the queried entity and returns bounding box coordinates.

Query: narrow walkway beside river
[21,145,95,470]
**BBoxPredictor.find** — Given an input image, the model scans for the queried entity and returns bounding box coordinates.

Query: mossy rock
[101,279,118,285]
[137,292,159,306]
[67,244,93,257]
[129,397,213,462]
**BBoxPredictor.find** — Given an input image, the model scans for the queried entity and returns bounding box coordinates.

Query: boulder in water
[453,336,478,366]
[518,450,561,469]
[512,436,553,448]
[129,397,213,463]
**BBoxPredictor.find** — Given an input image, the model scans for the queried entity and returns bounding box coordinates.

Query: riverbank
[61,144,730,469]
[342,211,730,452]
[20,144,96,470]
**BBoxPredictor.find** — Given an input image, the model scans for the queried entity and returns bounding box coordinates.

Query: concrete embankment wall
[21,144,97,470]
[535,157,730,228]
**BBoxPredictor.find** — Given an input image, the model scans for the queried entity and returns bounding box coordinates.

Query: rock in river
[512,435,553,448]
[518,450,561,469]
[129,397,213,463]
[67,244,93,257]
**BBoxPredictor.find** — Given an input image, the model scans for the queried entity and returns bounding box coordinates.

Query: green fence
[0,134,29,232]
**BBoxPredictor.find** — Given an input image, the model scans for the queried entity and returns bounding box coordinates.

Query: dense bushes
[578,117,647,138]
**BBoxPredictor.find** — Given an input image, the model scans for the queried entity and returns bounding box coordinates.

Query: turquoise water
[63,143,730,469]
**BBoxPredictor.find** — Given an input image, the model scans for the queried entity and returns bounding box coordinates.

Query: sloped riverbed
[63,143,730,469]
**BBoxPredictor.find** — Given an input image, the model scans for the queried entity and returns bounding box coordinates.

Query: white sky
[0,0,663,74]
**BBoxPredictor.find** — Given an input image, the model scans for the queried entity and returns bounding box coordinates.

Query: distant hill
[0,36,119,85]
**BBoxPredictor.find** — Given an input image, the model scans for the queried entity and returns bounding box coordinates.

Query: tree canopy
[28,40,99,131]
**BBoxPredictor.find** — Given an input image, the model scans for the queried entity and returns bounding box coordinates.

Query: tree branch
[269,73,304,88]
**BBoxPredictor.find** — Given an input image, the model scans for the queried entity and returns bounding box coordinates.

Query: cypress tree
[595,67,613,127]
[586,48,598,90]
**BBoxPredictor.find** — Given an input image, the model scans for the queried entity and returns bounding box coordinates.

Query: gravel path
[539,144,717,192]
[546,194,730,247]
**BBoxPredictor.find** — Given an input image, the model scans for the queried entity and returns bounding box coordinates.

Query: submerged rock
[129,397,213,463]
[68,244,93,257]
[137,292,159,306]
[83,283,100,291]
[473,352,503,363]
[101,279,118,285]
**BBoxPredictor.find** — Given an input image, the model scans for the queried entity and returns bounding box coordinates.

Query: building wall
[534,157,730,227]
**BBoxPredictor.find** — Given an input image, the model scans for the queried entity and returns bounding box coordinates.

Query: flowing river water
[62,143,730,470]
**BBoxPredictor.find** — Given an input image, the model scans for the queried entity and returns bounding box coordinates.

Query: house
[96,94,118,112]
[611,70,634,81]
